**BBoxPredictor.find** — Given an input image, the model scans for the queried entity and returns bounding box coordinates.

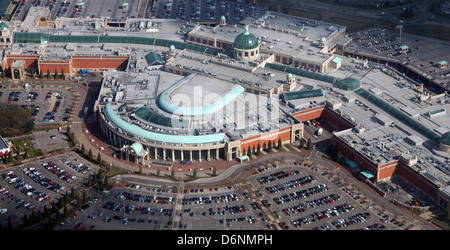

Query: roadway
[276,0,450,28]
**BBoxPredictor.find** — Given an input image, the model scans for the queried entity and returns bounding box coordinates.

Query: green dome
[339,77,360,91]
[440,132,450,146]
[233,26,258,50]
[0,21,8,31]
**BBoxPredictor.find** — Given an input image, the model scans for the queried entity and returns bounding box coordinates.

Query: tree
[81,144,85,155]
[23,214,29,226]
[39,69,43,79]
[326,139,337,159]
[88,149,93,161]
[171,169,175,178]
[299,138,305,149]
[47,69,51,79]
[54,69,58,79]
[277,138,282,150]
[104,175,109,187]
[193,169,197,178]
[61,69,65,79]
[97,152,102,165]
[336,150,342,163]
[268,140,272,153]
[82,190,87,203]
[247,145,252,159]
[256,142,261,155]
[306,138,312,150]
[212,167,217,177]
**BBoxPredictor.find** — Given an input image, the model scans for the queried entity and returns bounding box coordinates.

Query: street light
[399,20,403,45]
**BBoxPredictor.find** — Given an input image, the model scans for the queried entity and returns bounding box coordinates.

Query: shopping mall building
[0,7,449,215]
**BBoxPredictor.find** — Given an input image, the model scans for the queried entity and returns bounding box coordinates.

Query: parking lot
[46,159,410,230]
[0,153,98,228]
[0,83,76,127]
[153,0,268,23]
[348,28,450,88]
[246,162,401,230]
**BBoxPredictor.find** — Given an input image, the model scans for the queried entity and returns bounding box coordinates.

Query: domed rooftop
[0,21,8,31]
[440,132,450,146]
[338,77,360,91]
[233,26,258,50]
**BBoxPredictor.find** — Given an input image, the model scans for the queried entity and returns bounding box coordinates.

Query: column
[207,149,210,161]
[198,150,202,162]
[181,150,184,161]
[154,147,158,160]
[216,148,219,160]
[189,150,192,162]
[172,150,175,162]
[163,149,166,161]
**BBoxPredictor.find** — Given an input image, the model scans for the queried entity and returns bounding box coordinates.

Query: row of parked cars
[2,169,52,204]
[207,204,248,216]
[118,191,175,205]
[42,161,78,184]
[182,193,240,205]
[282,193,342,216]
[61,158,91,175]
[265,175,316,194]
[331,212,369,229]
[291,203,355,227]
[0,185,34,210]
[21,165,64,194]
[273,183,330,205]
[102,201,173,217]
[7,91,21,102]
[257,169,302,184]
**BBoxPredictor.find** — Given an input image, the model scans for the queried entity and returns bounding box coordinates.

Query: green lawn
[404,24,450,42]
[287,8,322,20]
[325,17,373,33]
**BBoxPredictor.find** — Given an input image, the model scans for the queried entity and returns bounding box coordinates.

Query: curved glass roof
[282,89,323,101]
[265,63,340,84]
[355,88,441,142]
[440,132,450,146]
[339,77,360,91]
[130,142,143,154]
[13,32,49,44]
[134,106,191,128]
[157,74,245,116]
[104,103,224,144]
[13,33,219,55]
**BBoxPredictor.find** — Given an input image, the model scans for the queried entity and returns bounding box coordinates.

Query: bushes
[0,105,34,137]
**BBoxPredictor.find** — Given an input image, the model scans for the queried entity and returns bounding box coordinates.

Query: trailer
[316,128,323,136]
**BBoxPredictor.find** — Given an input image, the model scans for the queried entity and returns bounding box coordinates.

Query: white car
[0,208,7,214]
